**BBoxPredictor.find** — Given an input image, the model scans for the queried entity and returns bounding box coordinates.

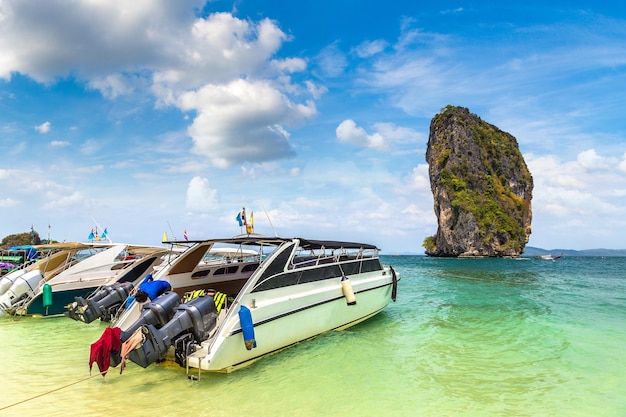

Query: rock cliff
[423,106,533,257]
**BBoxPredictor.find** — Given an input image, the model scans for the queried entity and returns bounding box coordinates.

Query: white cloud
[304,80,328,100]
[179,79,316,167]
[620,152,626,174]
[35,121,51,134]
[50,140,70,148]
[88,73,148,99]
[577,149,617,171]
[43,191,86,209]
[315,43,348,78]
[440,7,464,14]
[79,139,103,156]
[186,176,218,212]
[372,122,423,145]
[336,119,390,150]
[402,164,431,192]
[353,40,388,58]
[0,2,321,168]
[499,149,626,249]
[152,13,293,93]
[0,0,202,81]
[0,197,19,207]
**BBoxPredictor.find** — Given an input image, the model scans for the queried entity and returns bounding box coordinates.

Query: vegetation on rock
[1,231,43,249]
[423,105,533,257]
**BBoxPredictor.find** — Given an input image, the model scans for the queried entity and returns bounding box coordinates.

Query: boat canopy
[164,237,379,251]
[296,238,379,251]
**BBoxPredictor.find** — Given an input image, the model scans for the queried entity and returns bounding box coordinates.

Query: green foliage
[422,236,436,251]
[436,149,451,167]
[432,105,532,253]
[1,231,42,249]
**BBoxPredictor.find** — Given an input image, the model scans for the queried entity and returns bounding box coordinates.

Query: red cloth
[89,327,121,377]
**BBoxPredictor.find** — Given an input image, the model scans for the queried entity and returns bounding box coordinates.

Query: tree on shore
[0,231,42,249]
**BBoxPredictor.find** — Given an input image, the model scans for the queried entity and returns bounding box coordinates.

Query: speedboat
[10,244,168,317]
[533,254,562,260]
[90,236,398,377]
[0,242,90,317]
[66,248,185,323]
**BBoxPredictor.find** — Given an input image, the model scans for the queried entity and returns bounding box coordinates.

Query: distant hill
[523,246,626,257]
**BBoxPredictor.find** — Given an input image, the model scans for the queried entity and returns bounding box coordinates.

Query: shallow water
[1,256,625,416]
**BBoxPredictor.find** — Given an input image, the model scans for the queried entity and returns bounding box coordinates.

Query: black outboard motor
[67,282,134,323]
[119,291,181,340]
[128,295,219,368]
[106,291,181,369]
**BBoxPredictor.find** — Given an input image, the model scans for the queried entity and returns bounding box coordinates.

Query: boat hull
[18,287,99,316]
[17,252,162,317]
[189,272,394,372]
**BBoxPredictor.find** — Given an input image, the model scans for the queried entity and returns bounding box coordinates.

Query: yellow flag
[163,232,168,242]
[246,211,254,234]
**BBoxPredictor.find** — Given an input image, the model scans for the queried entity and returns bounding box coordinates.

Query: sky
[1,1,625,254]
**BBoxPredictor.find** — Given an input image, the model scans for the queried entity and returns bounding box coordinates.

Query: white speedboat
[0,242,90,317]
[11,244,168,317]
[92,236,398,377]
[533,254,562,260]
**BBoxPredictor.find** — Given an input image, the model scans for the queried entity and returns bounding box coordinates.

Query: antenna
[260,202,278,237]
[166,221,177,241]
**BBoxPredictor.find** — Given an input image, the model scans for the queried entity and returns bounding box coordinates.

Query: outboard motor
[120,291,181,339]
[0,271,25,296]
[0,270,44,317]
[106,291,181,368]
[128,295,219,369]
[67,282,134,323]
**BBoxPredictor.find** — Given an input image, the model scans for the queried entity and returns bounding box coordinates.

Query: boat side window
[241,263,259,273]
[253,271,299,292]
[213,265,239,276]
[296,264,342,285]
[191,269,211,279]
[252,264,343,292]
[257,243,294,281]
[360,258,383,273]
[290,256,317,269]
[340,258,382,275]
[251,243,295,291]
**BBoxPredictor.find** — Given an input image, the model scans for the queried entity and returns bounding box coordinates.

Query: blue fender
[238,305,256,350]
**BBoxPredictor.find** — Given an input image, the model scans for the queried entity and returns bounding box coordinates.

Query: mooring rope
[0,370,106,411]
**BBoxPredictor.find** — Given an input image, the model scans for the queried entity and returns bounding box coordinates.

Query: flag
[163,232,168,242]
[241,208,247,226]
[183,229,188,241]
[101,228,108,240]
[246,211,254,234]
[236,210,244,226]
[88,227,95,240]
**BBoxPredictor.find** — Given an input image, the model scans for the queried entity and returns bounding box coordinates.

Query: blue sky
[1,1,625,253]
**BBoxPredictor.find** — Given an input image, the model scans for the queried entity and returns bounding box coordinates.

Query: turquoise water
[1,256,625,416]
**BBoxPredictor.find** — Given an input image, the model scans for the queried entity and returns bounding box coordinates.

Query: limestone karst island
[423,105,533,257]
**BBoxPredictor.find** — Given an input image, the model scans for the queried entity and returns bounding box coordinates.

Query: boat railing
[290,249,375,270]
[290,254,335,269]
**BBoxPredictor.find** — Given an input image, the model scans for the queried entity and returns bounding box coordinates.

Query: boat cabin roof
[163,236,379,251]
